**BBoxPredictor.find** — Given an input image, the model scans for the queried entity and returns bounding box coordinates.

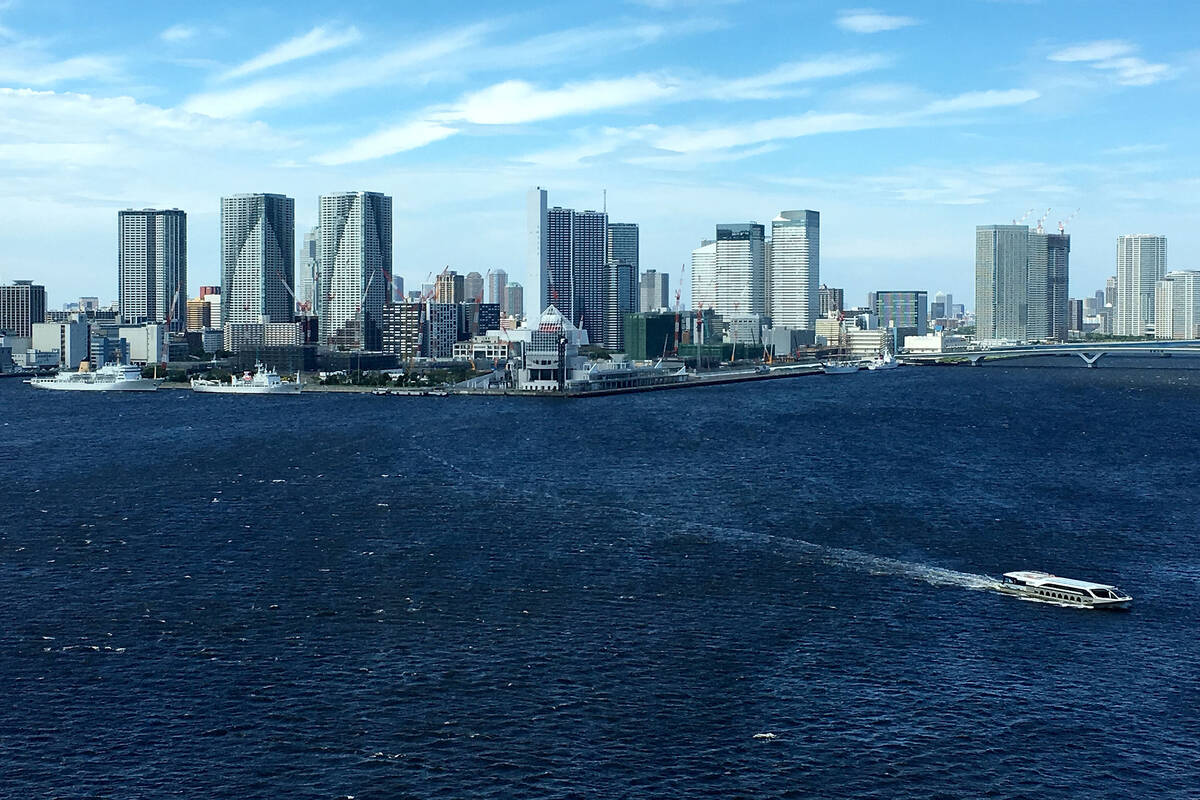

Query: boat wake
[415,448,998,594]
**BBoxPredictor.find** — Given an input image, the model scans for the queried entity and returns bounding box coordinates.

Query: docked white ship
[821,360,861,374]
[866,352,899,370]
[27,363,162,392]
[191,364,301,395]
[998,571,1132,609]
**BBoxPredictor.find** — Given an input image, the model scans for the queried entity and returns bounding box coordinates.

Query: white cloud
[921,88,1040,115]
[160,24,196,43]
[184,24,487,117]
[706,54,890,99]
[835,9,919,34]
[449,76,680,125]
[1048,40,1172,86]
[0,49,121,85]
[1048,40,1134,63]
[221,25,362,81]
[313,120,458,166]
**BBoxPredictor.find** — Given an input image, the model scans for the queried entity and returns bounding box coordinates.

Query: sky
[0,0,1197,311]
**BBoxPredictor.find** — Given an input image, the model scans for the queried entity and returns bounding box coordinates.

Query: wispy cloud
[221,24,362,81]
[706,53,891,99]
[1048,39,1172,86]
[448,76,681,125]
[835,9,919,34]
[160,24,196,43]
[0,50,121,85]
[185,24,486,117]
[313,119,457,166]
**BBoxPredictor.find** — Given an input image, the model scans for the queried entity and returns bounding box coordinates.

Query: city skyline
[0,1,1196,308]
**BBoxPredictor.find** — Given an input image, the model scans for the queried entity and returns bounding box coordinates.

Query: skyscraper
[297,225,319,313]
[607,223,639,271]
[640,269,670,312]
[691,224,765,320]
[318,191,391,350]
[464,271,484,304]
[769,210,819,330]
[605,261,638,351]
[221,194,294,329]
[572,210,609,344]
[1025,231,1070,341]
[818,285,843,318]
[488,269,508,312]
[0,280,46,337]
[975,225,1029,341]
[528,187,549,312]
[435,271,464,304]
[1154,271,1200,340]
[1045,233,1070,341]
[1115,234,1167,336]
[871,290,928,342]
[505,282,524,320]
[119,208,187,331]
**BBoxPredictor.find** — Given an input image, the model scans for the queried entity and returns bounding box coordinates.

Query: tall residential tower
[769,210,819,330]
[119,208,187,330]
[1115,234,1167,336]
[318,191,392,350]
[220,194,294,328]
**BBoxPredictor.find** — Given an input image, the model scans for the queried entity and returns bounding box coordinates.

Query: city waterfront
[2,364,1198,798]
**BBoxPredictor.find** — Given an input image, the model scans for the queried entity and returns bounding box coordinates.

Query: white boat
[821,360,861,374]
[27,363,162,392]
[998,571,1132,609]
[191,363,301,395]
[866,352,899,370]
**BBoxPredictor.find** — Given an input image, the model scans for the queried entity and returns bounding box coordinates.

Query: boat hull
[821,364,860,374]
[191,383,301,395]
[29,378,162,391]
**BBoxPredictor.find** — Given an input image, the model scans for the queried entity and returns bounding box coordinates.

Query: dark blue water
[2,364,1198,798]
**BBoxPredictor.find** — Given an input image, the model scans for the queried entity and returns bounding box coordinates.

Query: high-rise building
[640,269,670,312]
[118,208,187,331]
[528,190,611,343]
[819,285,843,318]
[426,303,459,358]
[392,275,404,302]
[1025,231,1070,341]
[607,223,639,271]
[435,271,464,304]
[1105,276,1117,308]
[1068,299,1085,332]
[317,191,391,350]
[871,290,928,342]
[528,187,550,310]
[505,282,524,321]
[692,225,765,320]
[464,271,484,304]
[1115,234,1167,336]
[186,297,211,331]
[691,240,717,311]
[1154,271,1200,340]
[221,194,294,330]
[605,261,638,351]
[383,300,422,360]
[0,280,46,336]
[488,269,508,313]
[297,225,319,312]
[769,210,819,330]
[975,225,1029,341]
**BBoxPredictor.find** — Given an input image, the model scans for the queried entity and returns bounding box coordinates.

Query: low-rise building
[32,319,88,368]
[120,323,167,364]
[903,332,969,353]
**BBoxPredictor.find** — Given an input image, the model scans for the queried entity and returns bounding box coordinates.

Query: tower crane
[1058,208,1080,233]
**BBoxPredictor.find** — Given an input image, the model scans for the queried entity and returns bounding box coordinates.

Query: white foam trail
[415,445,998,592]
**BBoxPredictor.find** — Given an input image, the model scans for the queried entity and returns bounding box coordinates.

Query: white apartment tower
[318,191,392,351]
[1115,234,1167,336]
[220,194,294,328]
[119,208,187,331]
[975,225,1029,341]
[1154,270,1200,340]
[691,224,765,319]
[769,210,819,330]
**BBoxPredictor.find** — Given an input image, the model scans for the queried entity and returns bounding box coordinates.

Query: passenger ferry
[27,363,162,392]
[998,571,1132,609]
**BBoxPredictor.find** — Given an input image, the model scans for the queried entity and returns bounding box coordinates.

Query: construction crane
[1058,208,1080,233]
[1012,208,1036,225]
[1035,208,1053,234]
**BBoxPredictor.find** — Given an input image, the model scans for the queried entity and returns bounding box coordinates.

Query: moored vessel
[866,351,899,370]
[191,363,301,395]
[27,363,162,392]
[997,571,1132,609]
[821,360,861,374]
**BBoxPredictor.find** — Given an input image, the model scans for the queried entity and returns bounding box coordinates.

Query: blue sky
[0,0,1196,310]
